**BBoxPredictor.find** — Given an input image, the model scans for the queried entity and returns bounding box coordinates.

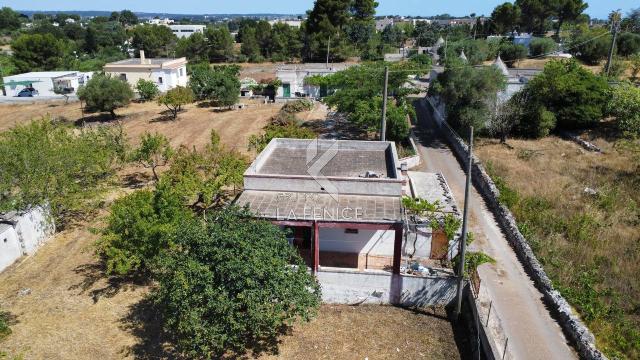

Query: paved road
[412,99,577,360]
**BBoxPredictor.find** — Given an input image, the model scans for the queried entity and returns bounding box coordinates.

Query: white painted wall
[319,228,431,258]
[0,225,22,272]
[318,268,457,306]
[0,206,54,273]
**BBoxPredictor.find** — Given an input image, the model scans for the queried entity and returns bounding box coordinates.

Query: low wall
[399,136,421,169]
[0,206,54,273]
[318,267,457,306]
[424,97,606,360]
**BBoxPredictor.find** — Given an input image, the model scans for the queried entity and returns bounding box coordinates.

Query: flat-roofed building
[169,24,206,38]
[103,51,188,92]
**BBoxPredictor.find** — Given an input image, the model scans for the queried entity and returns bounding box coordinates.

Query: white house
[2,71,93,97]
[375,17,394,31]
[169,24,206,38]
[267,19,303,28]
[103,51,188,93]
[275,63,352,98]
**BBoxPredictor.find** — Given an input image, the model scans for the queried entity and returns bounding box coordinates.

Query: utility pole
[455,126,474,319]
[326,35,331,69]
[380,66,389,141]
[605,10,621,77]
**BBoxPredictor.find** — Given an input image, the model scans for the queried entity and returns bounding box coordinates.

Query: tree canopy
[77,74,134,118]
[151,206,321,358]
[11,33,64,72]
[130,24,177,58]
[188,65,240,107]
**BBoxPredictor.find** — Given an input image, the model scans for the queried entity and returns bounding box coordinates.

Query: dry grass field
[0,99,289,154]
[475,130,640,358]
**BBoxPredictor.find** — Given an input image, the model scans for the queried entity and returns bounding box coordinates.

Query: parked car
[16,87,39,97]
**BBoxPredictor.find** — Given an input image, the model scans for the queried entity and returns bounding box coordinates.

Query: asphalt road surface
[413,98,577,360]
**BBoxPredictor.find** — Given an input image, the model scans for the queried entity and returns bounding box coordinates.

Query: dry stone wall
[425,98,607,360]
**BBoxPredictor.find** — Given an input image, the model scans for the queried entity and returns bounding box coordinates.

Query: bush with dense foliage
[616,32,640,57]
[569,27,611,65]
[77,74,134,118]
[188,65,241,107]
[96,186,190,276]
[518,59,609,131]
[608,82,640,137]
[428,59,506,136]
[248,123,316,152]
[498,43,528,67]
[135,79,159,101]
[0,118,124,224]
[150,206,321,359]
[157,86,195,119]
[529,37,558,57]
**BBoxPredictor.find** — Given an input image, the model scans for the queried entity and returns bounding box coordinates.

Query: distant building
[147,18,174,26]
[103,51,188,93]
[275,63,352,98]
[375,17,394,31]
[267,19,303,28]
[169,24,206,38]
[2,71,93,97]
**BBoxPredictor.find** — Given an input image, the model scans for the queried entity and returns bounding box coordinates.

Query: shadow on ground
[68,263,146,303]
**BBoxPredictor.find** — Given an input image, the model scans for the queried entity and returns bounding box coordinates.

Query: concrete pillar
[392,223,403,274]
[313,221,319,273]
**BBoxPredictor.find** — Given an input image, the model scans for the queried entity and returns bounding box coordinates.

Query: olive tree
[77,74,134,119]
[151,206,321,359]
[157,86,194,119]
[608,82,640,137]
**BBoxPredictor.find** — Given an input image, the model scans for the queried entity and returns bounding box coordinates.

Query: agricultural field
[475,129,640,359]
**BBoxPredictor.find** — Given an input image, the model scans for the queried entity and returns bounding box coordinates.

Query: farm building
[275,63,352,98]
[103,51,188,93]
[1,71,93,97]
[235,138,460,305]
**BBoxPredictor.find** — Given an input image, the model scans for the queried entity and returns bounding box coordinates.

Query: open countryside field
[0,219,463,359]
[475,131,640,358]
[0,99,293,153]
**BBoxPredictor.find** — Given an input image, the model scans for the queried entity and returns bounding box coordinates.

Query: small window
[119,73,127,81]
[158,77,163,84]
[179,68,183,76]
[345,229,359,234]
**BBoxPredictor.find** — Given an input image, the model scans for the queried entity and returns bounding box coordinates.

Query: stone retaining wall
[424,97,607,360]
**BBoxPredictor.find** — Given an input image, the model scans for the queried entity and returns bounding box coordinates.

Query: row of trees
[488,0,589,36]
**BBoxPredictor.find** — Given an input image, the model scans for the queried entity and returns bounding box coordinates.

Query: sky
[2,0,638,19]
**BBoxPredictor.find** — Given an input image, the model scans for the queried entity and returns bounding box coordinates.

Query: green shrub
[608,82,640,137]
[248,123,316,152]
[616,32,640,57]
[569,28,611,65]
[135,79,159,101]
[498,43,528,67]
[96,186,191,276]
[151,206,321,358]
[0,309,10,340]
[529,37,558,57]
[519,59,609,130]
[281,99,314,114]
